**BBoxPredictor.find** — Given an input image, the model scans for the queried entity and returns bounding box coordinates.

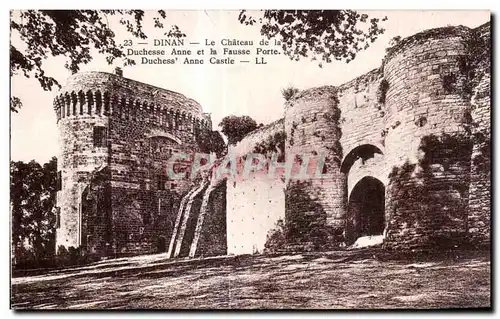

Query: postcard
[10,10,491,310]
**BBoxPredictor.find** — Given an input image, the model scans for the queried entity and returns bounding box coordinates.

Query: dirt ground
[11,249,491,310]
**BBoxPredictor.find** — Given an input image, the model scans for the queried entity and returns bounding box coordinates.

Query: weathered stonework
[228,22,491,253]
[54,70,214,257]
[55,22,490,257]
[467,22,491,247]
[382,26,475,250]
[226,119,286,255]
[285,86,345,248]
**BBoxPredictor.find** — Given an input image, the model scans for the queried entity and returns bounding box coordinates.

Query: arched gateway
[341,144,386,244]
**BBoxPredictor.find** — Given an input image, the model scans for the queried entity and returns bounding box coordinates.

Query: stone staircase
[167,158,226,259]
[172,179,209,258]
[189,181,217,257]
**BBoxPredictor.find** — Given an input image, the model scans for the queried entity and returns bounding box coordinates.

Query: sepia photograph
[9,9,491,310]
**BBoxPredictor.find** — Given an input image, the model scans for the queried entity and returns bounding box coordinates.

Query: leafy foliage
[442,73,457,94]
[265,181,340,253]
[471,130,491,173]
[385,35,402,53]
[196,130,227,157]
[281,85,299,101]
[10,96,22,112]
[11,10,388,113]
[418,133,473,170]
[457,29,491,99]
[252,130,286,161]
[377,79,390,104]
[218,115,259,145]
[239,10,387,66]
[11,157,58,264]
[55,246,100,267]
[386,134,473,250]
[264,219,287,253]
[284,181,329,249]
[10,10,184,112]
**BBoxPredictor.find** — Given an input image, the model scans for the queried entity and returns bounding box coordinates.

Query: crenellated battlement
[54,89,210,134]
[53,71,211,131]
[227,22,491,253]
[54,22,490,258]
[54,70,214,255]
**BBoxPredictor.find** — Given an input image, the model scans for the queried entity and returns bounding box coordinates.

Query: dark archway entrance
[346,177,385,243]
[156,236,167,253]
[81,186,91,250]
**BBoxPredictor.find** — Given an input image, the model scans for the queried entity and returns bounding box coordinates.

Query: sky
[10,10,490,163]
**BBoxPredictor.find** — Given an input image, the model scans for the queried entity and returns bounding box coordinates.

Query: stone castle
[53,22,491,258]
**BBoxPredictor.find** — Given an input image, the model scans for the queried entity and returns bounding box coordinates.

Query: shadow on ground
[11,249,491,309]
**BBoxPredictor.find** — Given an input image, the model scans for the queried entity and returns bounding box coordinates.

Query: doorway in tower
[81,186,91,250]
[156,236,167,253]
[346,176,385,243]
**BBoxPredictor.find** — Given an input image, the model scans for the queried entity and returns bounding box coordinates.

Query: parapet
[285,85,338,110]
[383,25,471,66]
[53,71,210,129]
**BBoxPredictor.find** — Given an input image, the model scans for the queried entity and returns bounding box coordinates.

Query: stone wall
[55,22,491,257]
[229,118,285,157]
[382,25,477,249]
[54,103,109,251]
[54,70,212,256]
[337,68,386,158]
[229,22,491,252]
[467,22,491,247]
[80,167,111,255]
[336,68,388,206]
[192,180,228,257]
[227,173,285,255]
[226,119,286,255]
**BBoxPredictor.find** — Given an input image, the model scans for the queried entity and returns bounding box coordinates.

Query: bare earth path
[11,250,490,310]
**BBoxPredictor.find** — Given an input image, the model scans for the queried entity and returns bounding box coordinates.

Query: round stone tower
[53,76,112,251]
[284,86,346,249]
[382,26,474,249]
[53,69,212,256]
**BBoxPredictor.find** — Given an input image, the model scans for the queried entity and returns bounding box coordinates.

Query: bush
[12,245,100,274]
[377,79,390,104]
[55,245,99,267]
[264,219,287,253]
[281,85,299,101]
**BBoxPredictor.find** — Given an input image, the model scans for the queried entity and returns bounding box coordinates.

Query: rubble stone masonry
[230,22,490,252]
[54,70,212,256]
[55,22,490,257]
